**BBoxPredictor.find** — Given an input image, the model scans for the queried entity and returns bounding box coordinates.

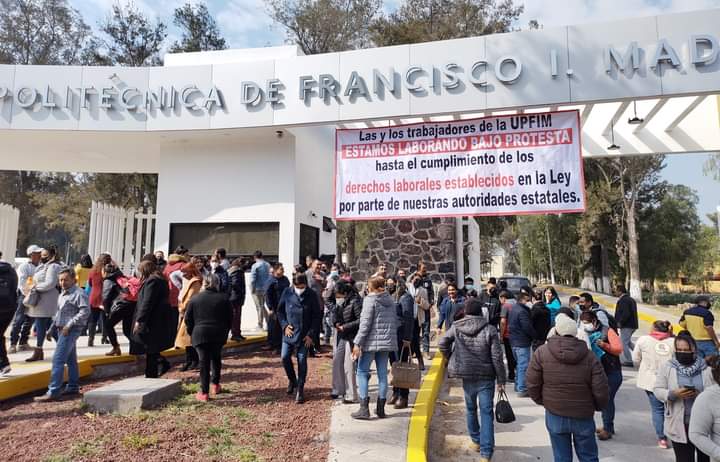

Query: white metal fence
[87,201,156,273]
[0,203,19,262]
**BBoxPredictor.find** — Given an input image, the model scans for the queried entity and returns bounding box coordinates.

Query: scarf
[406,283,419,319]
[669,356,707,378]
[650,331,672,341]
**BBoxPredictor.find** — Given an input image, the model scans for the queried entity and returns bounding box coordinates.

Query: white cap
[26,245,43,256]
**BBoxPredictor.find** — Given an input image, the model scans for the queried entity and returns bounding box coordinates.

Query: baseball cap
[26,245,43,255]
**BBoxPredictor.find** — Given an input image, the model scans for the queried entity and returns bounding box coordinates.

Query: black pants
[185,346,199,365]
[411,320,423,363]
[0,309,15,367]
[105,302,145,354]
[673,424,710,462]
[145,352,170,378]
[268,312,282,350]
[503,337,516,380]
[88,309,107,340]
[196,342,223,394]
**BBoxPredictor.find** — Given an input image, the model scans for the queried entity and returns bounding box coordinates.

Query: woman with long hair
[75,254,93,290]
[133,260,174,378]
[175,262,203,371]
[655,332,713,462]
[87,253,111,347]
[633,320,675,449]
[543,286,562,326]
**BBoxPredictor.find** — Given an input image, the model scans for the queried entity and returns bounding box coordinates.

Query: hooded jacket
[526,335,609,419]
[354,292,398,352]
[227,265,246,304]
[439,315,506,383]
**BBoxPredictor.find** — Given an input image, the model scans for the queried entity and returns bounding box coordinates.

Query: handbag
[390,345,422,389]
[495,389,516,424]
[23,287,39,309]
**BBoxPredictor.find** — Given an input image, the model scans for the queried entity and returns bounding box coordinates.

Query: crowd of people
[4,245,720,462]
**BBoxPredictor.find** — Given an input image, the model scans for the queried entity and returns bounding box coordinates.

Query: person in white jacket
[632,320,675,449]
[690,356,720,461]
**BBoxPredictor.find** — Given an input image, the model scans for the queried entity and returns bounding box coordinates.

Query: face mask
[294,287,305,296]
[465,284,474,290]
[676,351,696,366]
[336,297,345,306]
[387,285,396,294]
[581,322,595,332]
[330,271,339,278]
[41,257,49,264]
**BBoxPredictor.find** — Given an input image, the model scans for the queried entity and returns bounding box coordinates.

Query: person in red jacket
[86,253,111,347]
[163,246,189,335]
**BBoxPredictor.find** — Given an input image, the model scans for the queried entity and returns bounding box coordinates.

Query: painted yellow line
[0,335,267,401]
[406,352,447,462]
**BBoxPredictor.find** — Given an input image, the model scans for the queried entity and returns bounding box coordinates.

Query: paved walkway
[428,287,683,461]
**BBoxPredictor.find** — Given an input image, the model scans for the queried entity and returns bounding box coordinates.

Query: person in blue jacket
[507,291,536,397]
[437,283,465,333]
[277,273,321,404]
[544,286,562,326]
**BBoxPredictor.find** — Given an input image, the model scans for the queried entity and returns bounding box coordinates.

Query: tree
[170,2,226,53]
[705,154,720,181]
[265,0,381,54]
[0,0,96,65]
[93,1,167,66]
[370,0,524,46]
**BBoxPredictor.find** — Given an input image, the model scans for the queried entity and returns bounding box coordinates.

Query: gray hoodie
[690,383,720,460]
[439,315,506,383]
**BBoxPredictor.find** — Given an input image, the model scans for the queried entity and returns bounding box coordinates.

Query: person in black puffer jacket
[439,298,506,460]
[331,280,362,403]
[530,290,551,351]
[389,277,414,410]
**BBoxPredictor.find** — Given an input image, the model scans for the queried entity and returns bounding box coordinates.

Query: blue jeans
[462,379,495,458]
[646,390,665,440]
[281,342,308,387]
[545,410,599,462]
[696,340,718,359]
[32,317,52,348]
[357,351,389,400]
[602,367,623,433]
[512,346,531,393]
[48,327,82,396]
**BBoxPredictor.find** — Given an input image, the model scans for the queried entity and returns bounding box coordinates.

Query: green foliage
[704,154,720,181]
[171,3,227,52]
[232,407,254,421]
[370,0,524,46]
[266,0,381,54]
[0,0,96,65]
[655,293,716,306]
[93,2,167,66]
[121,433,158,450]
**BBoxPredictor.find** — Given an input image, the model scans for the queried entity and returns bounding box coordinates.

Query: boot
[417,355,425,371]
[376,398,387,418]
[286,381,297,395]
[25,347,43,362]
[388,392,399,405]
[105,346,121,357]
[181,361,192,372]
[87,336,94,347]
[394,396,408,409]
[295,385,305,404]
[351,398,371,420]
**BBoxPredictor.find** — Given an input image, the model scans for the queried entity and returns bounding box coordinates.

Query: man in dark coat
[614,284,638,367]
[133,261,173,378]
[0,261,19,375]
[530,290,551,351]
[227,259,246,342]
[278,273,321,404]
[265,263,290,353]
[507,291,535,397]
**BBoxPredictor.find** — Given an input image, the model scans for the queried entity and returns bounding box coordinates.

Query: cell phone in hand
[685,385,696,391]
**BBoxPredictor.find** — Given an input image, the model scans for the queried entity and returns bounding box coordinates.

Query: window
[169,222,279,261]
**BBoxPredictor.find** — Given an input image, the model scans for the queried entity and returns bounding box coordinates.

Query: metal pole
[545,216,556,285]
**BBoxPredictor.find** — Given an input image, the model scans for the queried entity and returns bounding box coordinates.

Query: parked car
[497,276,532,298]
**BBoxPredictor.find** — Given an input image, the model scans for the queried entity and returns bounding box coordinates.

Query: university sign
[0,8,718,130]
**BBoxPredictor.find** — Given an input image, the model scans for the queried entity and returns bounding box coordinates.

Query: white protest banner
[334,110,585,221]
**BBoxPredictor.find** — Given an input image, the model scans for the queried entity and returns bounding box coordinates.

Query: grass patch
[231,407,254,421]
[182,382,200,394]
[121,433,158,450]
[69,439,104,458]
[207,424,233,440]
[205,442,262,461]
[255,394,277,405]
[261,431,275,447]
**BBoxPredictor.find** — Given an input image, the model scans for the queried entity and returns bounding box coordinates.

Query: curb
[0,335,267,402]
[406,352,447,462]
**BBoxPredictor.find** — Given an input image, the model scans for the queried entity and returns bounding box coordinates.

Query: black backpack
[0,263,18,309]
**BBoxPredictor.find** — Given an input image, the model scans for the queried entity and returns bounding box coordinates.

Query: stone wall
[350,218,457,283]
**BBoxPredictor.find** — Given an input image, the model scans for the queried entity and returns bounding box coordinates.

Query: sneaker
[0,364,11,376]
[230,335,246,342]
[658,439,669,449]
[470,442,481,452]
[34,393,61,402]
[195,392,209,402]
[61,388,81,397]
[479,458,491,462]
[597,429,613,441]
[210,384,221,395]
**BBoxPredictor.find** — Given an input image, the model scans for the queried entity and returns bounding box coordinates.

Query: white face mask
[581,322,595,332]
[294,287,306,296]
[336,297,346,306]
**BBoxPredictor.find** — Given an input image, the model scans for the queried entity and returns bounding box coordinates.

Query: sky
[70,0,720,222]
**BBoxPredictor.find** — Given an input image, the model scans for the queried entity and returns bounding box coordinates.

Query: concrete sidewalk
[328,350,433,462]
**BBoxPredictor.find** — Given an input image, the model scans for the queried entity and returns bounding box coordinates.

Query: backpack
[0,264,18,309]
[592,306,618,332]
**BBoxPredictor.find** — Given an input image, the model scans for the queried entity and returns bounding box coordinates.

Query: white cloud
[517,0,720,28]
